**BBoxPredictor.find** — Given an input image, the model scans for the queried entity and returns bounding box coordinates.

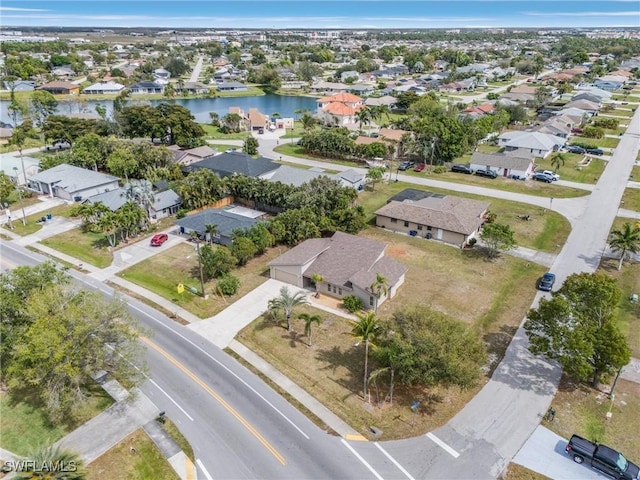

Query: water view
[0,93,319,125]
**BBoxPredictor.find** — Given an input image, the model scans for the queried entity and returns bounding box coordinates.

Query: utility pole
[13,167,26,226]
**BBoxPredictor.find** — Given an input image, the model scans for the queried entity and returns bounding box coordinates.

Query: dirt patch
[386,244,407,258]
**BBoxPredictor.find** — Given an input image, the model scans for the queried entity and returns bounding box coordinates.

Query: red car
[150,233,168,246]
[413,163,426,172]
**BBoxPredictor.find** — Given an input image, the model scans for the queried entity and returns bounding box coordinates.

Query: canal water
[0,93,319,125]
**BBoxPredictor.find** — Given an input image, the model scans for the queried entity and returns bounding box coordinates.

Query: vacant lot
[40,228,113,268]
[118,242,283,318]
[0,385,113,456]
[87,429,179,480]
[358,181,571,253]
[239,228,545,439]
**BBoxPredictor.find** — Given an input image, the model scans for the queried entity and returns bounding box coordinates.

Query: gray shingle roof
[153,189,180,211]
[30,164,119,194]
[375,196,489,235]
[470,152,533,170]
[189,151,279,178]
[85,187,128,211]
[333,169,364,184]
[268,238,332,266]
[266,165,327,187]
[174,208,256,237]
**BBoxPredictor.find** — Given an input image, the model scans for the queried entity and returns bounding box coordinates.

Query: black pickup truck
[565,434,640,480]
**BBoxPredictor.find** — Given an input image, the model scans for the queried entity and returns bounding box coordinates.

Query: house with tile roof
[316,92,364,125]
[36,81,80,95]
[375,193,489,248]
[169,145,217,166]
[268,231,407,310]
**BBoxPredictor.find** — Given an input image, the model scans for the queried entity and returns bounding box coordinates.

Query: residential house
[82,81,125,95]
[247,108,269,131]
[128,81,165,94]
[268,231,407,311]
[0,128,13,145]
[594,75,626,91]
[186,151,279,179]
[461,102,495,119]
[37,81,80,95]
[497,131,566,158]
[0,154,40,184]
[153,68,171,84]
[573,87,612,102]
[51,66,75,79]
[375,191,489,248]
[2,80,35,92]
[340,71,360,82]
[84,188,128,211]
[570,92,603,105]
[316,92,364,125]
[332,169,365,190]
[530,119,572,138]
[469,152,535,178]
[150,189,181,219]
[554,107,591,121]
[29,163,120,201]
[169,145,217,166]
[309,81,350,95]
[175,208,257,246]
[178,82,210,95]
[263,165,328,187]
[216,81,248,92]
[440,78,476,93]
[563,99,600,114]
[364,95,397,108]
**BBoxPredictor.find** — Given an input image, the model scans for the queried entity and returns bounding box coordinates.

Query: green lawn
[612,94,640,102]
[570,136,621,149]
[273,144,362,168]
[200,124,251,140]
[606,109,636,118]
[280,123,308,138]
[534,155,605,184]
[621,188,640,212]
[631,165,640,180]
[212,85,265,97]
[0,384,113,456]
[357,181,571,252]
[2,204,74,236]
[40,228,112,268]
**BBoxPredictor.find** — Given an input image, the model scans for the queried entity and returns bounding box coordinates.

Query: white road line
[148,379,194,422]
[425,432,460,458]
[128,303,310,440]
[196,458,214,480]
[374,443,415,480]
[340,439,385,480]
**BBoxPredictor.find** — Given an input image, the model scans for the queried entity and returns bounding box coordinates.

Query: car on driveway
[150,233,169,246]
[538,272,556,291]
[451,164,473,174]
[398,161,415,171]
[413,163,425,172]
[586,148,604,156]
[541,170,560,181]
[567,145,586,154]
[475,169,498,179]
[533,172,555,183]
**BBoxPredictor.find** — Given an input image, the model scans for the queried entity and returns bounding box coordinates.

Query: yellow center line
[141,336,286,465]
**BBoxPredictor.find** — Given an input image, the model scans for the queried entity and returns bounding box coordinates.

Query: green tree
[205,223,219,244]
[0,172,16,204]
[16,444,86,480]
[243,136,259,155]
[230,236,257,266]
[268,286,309,332]
[6,283,143,420]
[107,147,138,182]
[310,272,324,298]
[247,223,275,255]
[30,90,58,127]
[609,222,640,271]
[200,244,236,280]
[298,313,321,346]
[365,166,385,191]
[369,273,389,312]
[351,311,381,399]
[549,152,568,172]
[524,272,631,387]
[480,222,516,259]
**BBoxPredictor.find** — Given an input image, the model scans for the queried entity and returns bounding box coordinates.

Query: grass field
[200,124,251,140]
[87,429,179,480]
[534,155,605,184]
[117,242,284,318]
[631,165,640,180]
[606,109,636,118]
[570,136,621,149]
[0,384,113,456]
[502,463,550,480]
[40,228,113,268]
[238,228,545,440]
[621,188,640,212]
[357,181,571,252]
[2,204,74,236]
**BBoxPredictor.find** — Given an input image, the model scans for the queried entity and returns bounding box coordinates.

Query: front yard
[621,188,640,212]
[40,228,113,268]
[570,136,621,149]
[2,204,74,236]
[238,227,546,440]
[534,155,605,184]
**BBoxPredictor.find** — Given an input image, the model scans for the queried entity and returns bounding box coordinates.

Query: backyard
[238,228,546,439]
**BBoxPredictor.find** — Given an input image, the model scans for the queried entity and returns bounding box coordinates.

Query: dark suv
[475,169,498,179]
[586,148,604,156]
[451,164,473,174]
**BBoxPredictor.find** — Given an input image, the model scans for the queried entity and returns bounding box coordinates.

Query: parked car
[538,272,556,291]
[586,148,604,156]
[475,169,498,179]
[533,172,554,183]
[541,170,560,181]
[571,128,583,134]
[150,233,169,246]
[451,164,473,174]
[567,145,586,154]
[398,161,415,171]
[413,163,425,172]
[565,434,640,480]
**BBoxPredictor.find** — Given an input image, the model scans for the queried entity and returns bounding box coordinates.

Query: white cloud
[0,7,49,12]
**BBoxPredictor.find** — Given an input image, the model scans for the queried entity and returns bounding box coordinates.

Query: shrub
[468,237,477,247]
[432,165,447,174]
[343,295,364,313]
[176,209,187,219]
[582,126,604,139]
[592,118,618,129]
[216,274,240,296]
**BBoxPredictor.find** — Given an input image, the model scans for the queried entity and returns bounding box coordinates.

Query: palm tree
[298,313,321,346]
[369,273,389,312]
[351,311,380,400]
[123,179,156,223]
[268,286,309,331]
[610,222,640,270]
[356,107,373,135]
[549,152,568,172]
[16,444,86,479]
[310,272,324,298]
[205,223,219,244]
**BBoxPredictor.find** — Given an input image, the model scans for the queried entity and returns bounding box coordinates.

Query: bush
[592,118,618,129]
[582,126,604,139]
[432,165,447,174]
[468,237,477,247]
[216,274,240,296]
[176,209,187,219]
[343,295,364,313]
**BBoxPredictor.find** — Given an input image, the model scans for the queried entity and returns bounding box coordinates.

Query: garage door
[273,268,301,287]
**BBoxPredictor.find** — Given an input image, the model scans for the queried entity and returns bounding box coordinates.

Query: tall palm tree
[356,107,373,135]
[369,273,389,312]
[351,311,380,400]
[549,152,568,172]
[310,272,324,298]
[123,179,156,222]
[298,313,321,346]
[268,286,309,331]
[205,223,219,244]
[17,444,87,479]
[610,222,640,270]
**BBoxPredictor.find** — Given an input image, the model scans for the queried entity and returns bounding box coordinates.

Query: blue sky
[1,1,638,29]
